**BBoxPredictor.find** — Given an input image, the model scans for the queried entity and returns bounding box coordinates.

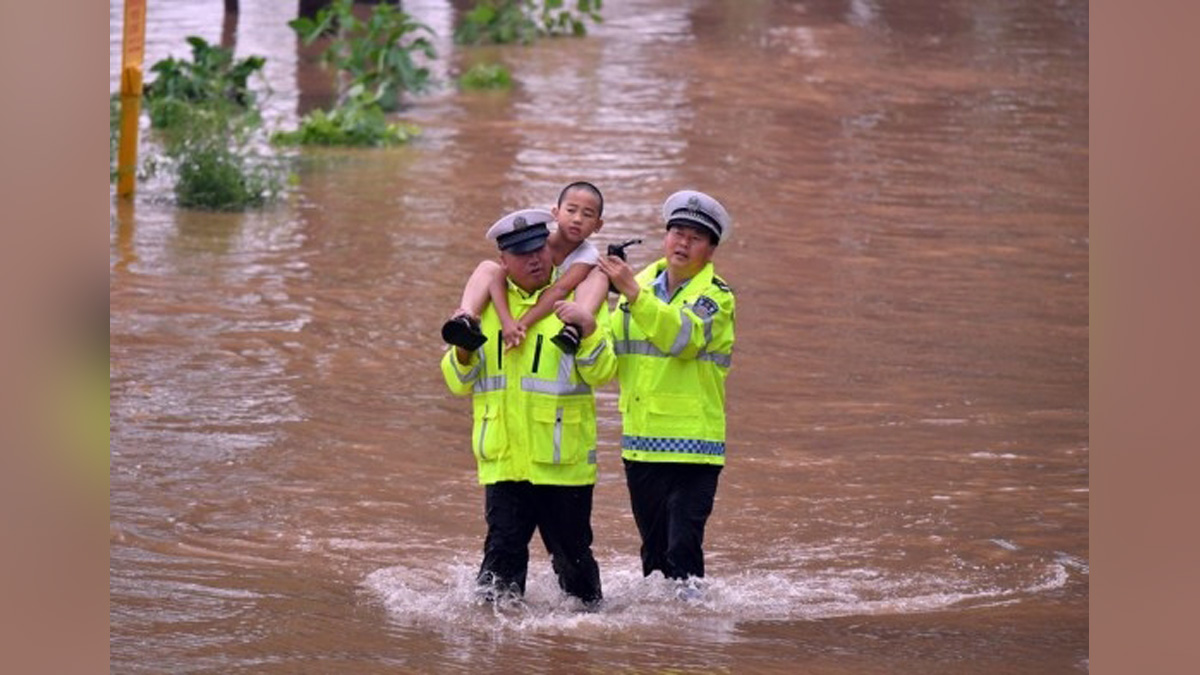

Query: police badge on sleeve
[691,296,720,319]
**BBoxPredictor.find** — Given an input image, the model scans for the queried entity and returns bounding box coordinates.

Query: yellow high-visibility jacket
[610,259,735,466]
[441,278,618,486]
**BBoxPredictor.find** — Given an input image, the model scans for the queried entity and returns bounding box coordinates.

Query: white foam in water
[361,548,1075,638]
[1053,551,1090,574]
[969,451,1020,459]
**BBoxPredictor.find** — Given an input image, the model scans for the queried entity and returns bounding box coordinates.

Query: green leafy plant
[454,0,603,45]
[290,0,437,112]
[458,62,513,90]
[142,36,265,129]
[138,37,281,210]
[271,87,420,147]
[154,101,282,210]
[173,141,276,210]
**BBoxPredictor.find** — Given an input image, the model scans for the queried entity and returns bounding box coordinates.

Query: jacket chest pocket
[530,400,592,466]
[643,394,704,436]
[473,404,508,461]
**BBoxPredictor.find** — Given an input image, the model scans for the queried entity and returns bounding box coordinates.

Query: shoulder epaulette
[712,276,733,294]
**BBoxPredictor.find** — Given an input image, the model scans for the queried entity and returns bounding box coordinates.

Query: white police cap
[661,190,731,244]
[486,208,554,253]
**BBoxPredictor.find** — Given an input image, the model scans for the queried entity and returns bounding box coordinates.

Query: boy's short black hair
[558,181,604,217]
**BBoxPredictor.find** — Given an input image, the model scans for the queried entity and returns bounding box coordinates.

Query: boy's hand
[501,317,526,350]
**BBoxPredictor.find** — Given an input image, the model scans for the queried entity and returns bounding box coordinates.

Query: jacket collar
[638,258,714,303]
[505,267,559,303]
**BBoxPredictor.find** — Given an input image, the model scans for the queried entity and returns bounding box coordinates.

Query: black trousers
[478,481,602,603]
[623,459,722,580]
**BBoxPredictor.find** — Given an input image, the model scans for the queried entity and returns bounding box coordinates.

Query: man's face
[662,223,716,280]
[501,244,553,292]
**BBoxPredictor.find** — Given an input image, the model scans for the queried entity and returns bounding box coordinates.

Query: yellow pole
[117,0,147,197]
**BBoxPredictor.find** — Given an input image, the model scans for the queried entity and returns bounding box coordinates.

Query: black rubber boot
[550,323,582,354]
[441,315,487,351]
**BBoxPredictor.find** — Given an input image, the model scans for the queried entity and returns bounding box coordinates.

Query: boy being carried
[442,181,609,354]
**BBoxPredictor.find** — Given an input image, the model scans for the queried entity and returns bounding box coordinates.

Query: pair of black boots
[441,315,582,354]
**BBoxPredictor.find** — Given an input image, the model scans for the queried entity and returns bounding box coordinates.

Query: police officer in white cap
[441,209,556,350]
[440,208,618,609]
[559,189,736,600]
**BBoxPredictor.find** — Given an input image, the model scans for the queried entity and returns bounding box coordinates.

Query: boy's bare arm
[486,268,522,341]
[517,262,594,330]
[573,267,610,313]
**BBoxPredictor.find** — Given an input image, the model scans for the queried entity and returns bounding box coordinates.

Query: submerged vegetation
[115,2,606,204]
[142,36,265,129]
[289,0,437,112]
[158,101,280,210]
[271,86,421,147]
[454,0,604,45]
[458,62,513,90]
[280,0,434,147]
[136,37,281,210]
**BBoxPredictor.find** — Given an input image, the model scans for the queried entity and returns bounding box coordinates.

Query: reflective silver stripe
[575,339,606,366]
[669,311,694,356]
[553,407,563,464]
[697,351,733,368]
[622,308,632,354]
[615,340,664,357]
[698,310,714,346]
[455,358,481,383]
[520,378,592,395]
[615,339,731,368]
[557,351,575,383]
[478,407,489,460]
[474,376,506,392]
[519,349,591,395]
[462,346,488,386]
[587,448,597,464]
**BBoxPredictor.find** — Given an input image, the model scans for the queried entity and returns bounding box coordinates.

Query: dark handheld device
[605,238,643,294]
[607,238,643,260]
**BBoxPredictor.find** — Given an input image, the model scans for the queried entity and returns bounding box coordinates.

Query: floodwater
[109,1,1088,672]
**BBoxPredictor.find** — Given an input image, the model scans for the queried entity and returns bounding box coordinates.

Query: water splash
[362,549,1072,639]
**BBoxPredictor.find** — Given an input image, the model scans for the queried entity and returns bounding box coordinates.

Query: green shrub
[161,105,281,209]
[174,142,273,210]
[272,88,421,147]
[458,62,513,90]
[454,0,603,45]
[290,0,437,112]
[138,37,280,209]
[142,36,265,129]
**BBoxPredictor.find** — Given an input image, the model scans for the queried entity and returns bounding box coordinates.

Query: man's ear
[594,218,604,233]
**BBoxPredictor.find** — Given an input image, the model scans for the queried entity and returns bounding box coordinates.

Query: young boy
[442,181,609,354]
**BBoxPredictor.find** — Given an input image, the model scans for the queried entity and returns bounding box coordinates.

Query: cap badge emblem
[687,196,701,210]
[513,216,527,229]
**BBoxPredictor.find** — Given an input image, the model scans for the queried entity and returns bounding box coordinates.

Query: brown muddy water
[109,1,1088,673]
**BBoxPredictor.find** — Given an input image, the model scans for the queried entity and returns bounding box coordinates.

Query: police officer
[440,208,618,609]
[567,190,735,599]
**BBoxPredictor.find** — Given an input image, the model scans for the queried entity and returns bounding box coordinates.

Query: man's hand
[597,255,639,301]
[553,301,597,337]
